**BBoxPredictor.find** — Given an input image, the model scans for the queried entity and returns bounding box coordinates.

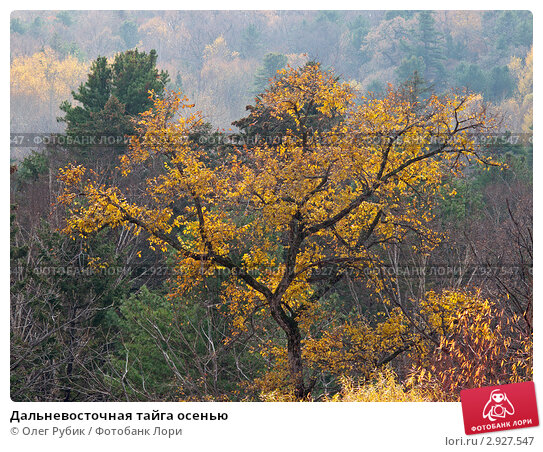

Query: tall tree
[119,20,139,48]
[58,64,496,399]
[252,52,288,96]
[237,61,341,146]
[59,56,112,133]
[111,49,169,116]
[59,49,169,153]
[415,11,445,83]
[240,23,263,59]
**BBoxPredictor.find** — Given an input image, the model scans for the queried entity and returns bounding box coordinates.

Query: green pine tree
[110,49,169,116]
[119,20,139,48]
[59,49,169,154]
[240,24,263,58]
[252,52,288,96]
[415,11,445,83]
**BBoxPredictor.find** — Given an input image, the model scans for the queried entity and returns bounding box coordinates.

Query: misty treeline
[11,10,532,140]
[10,10,532,401]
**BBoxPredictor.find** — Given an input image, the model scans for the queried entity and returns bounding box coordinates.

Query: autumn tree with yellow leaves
[57,63,497,399]
[10,47,88,133]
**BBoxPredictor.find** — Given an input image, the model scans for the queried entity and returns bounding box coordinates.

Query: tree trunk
[270,299,307,399]
[286,323,306,399]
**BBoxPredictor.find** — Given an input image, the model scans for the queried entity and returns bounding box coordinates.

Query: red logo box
[461,382,539,435]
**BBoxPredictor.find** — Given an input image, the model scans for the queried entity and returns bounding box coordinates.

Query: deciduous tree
[58,63,495,399]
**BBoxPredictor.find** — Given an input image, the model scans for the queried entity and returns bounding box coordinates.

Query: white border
[3,3,540,450]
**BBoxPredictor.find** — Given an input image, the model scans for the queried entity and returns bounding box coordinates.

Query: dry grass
[326,368,431,402]
[259,367,434,402]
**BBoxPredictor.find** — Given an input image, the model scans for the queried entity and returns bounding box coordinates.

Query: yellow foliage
[412,289,532,399]
[303,307,410,378]
[327,368,431,402]
[259,368,431,402]
[506,46,533,132]
[57,64,499,398]
[11,47,88,133]
[10,47,88,102]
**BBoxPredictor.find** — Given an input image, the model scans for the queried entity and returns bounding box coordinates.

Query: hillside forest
[10,10,532,401]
